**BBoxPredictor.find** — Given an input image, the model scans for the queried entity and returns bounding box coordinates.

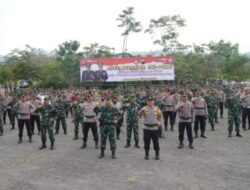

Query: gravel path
[0,116,250,190]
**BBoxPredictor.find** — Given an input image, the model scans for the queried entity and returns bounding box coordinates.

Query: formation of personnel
[0,84,250,160]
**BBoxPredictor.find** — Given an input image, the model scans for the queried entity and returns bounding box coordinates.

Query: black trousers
[163,111,174,128]
[179,122,193,143]
[242,108,250,129]
[143,129,159,151]
[3,108,12,124]
[194,115,206,133]
[83,122,99,142]
[219,102,224,117]
[18,119,32,138]
[31,115,41,133]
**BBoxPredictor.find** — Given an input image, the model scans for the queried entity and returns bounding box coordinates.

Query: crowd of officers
[0,85,250,160]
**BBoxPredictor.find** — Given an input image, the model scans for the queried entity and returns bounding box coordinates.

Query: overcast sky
[0,0,249,55]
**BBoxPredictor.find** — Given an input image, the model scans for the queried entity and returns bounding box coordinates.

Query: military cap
[128,94,136,100]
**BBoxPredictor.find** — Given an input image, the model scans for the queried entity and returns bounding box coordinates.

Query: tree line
[0,7,249,88]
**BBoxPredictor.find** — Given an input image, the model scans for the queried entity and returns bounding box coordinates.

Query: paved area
[0,116,250,190]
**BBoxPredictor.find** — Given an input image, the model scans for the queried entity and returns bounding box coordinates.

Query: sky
[0,0,250,55]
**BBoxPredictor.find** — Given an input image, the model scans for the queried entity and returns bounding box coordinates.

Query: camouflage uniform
[204,95,217,130]
[96,105,119,158]
[225,96,242,137]
[123,102,140,147]
[54,100,70,134]
[10,98,18,130]
[36,104,57,149]
[72,101,84,140]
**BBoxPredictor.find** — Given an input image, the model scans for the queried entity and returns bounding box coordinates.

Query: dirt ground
[0,115,250,190]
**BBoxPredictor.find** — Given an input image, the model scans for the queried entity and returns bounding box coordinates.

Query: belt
[180,116,191,120]
[18,113,30,116]
[144,123,158,127]
[85,115,95,118]
[194,107,205,110]
[165,105,173,107]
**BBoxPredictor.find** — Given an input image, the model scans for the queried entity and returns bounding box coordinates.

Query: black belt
[180,116,191,120]
[18,113,30,116]
[85,115,95,118]
[144,123,158,127]
[194,107,205,110]
[165,105,173,107]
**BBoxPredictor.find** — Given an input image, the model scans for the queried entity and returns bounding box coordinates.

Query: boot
[211,125,215,131]
[124,141,131,148]
[189,142,194,149]
[116,135,120,140]
[111,150,116,159]
[95,141,99,149]
[29,136,33,143]
[63,128,67,135]
[170,125,174,131]
[155,151,160,160]
[18,137,23,144]
[39,141,47,150]
[201,131,207,138]
[178,142,183,149]
[194,131,198,138]
[236,131,242,137]
[165,126,168,131]
[38,131,41,135]
[144,150,149,160]
[55,130,59,135]
[73,133,79,140]
[135,142,140,148]
[81,141,87,149]
[50,141,55,150]
[228,130,232,137]
[98,149,105,158]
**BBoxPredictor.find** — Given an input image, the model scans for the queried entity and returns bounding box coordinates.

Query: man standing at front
[176,94,194,149]
[138,96,162,160]
[15,95,34,143]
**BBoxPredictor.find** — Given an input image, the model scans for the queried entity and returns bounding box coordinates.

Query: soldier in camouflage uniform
[0,94,5,136]
[71,96,84,140]
[36,98,58,150]
[204,90,217,131]
[225,91,242,137]
[95,97,120,159]
[10,96,18,130]
[123,94,140,148]
[54,98,70,135]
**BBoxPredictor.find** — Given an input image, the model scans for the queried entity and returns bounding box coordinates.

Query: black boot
[194,131,198,138]
[81,141,87,149]
[55,130,59,135]
[211,125,215,131]
[112,150,116,159]
[18,137,23,144]
[39,141,47,150]
[236,131,242,137]
[228,130,232,137]
[73,133,79,140]
[95,141,99,149]
[189,142,194,149]
[170,125,174,131]
[165,126,168,131]
[201,131,207,138]
[144,150,149,160]
[29,136,32,143]
[155,151,160,160]
[98,149,105,158]
[135,141,140,148]
[50,141,55,150]
[0,129,3,136]
[124,141,131,148]
[178,142,183,149]
[63,128,67,135]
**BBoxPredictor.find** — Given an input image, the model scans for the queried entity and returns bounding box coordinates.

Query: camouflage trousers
[74,118,83,136]
[208,108,216,126]
[11,112,18,129]
[126,124,139,143]
[100,124,116,151]
[41,121,55,143]
[228,114,240,132]
[55,116,67,132]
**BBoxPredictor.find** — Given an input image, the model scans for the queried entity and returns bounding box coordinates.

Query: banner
[80,57,174,82]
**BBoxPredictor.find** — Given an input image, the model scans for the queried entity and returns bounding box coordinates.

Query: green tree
[82,43,115,58]
[145,15,186,55]
[117,7,142,53]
